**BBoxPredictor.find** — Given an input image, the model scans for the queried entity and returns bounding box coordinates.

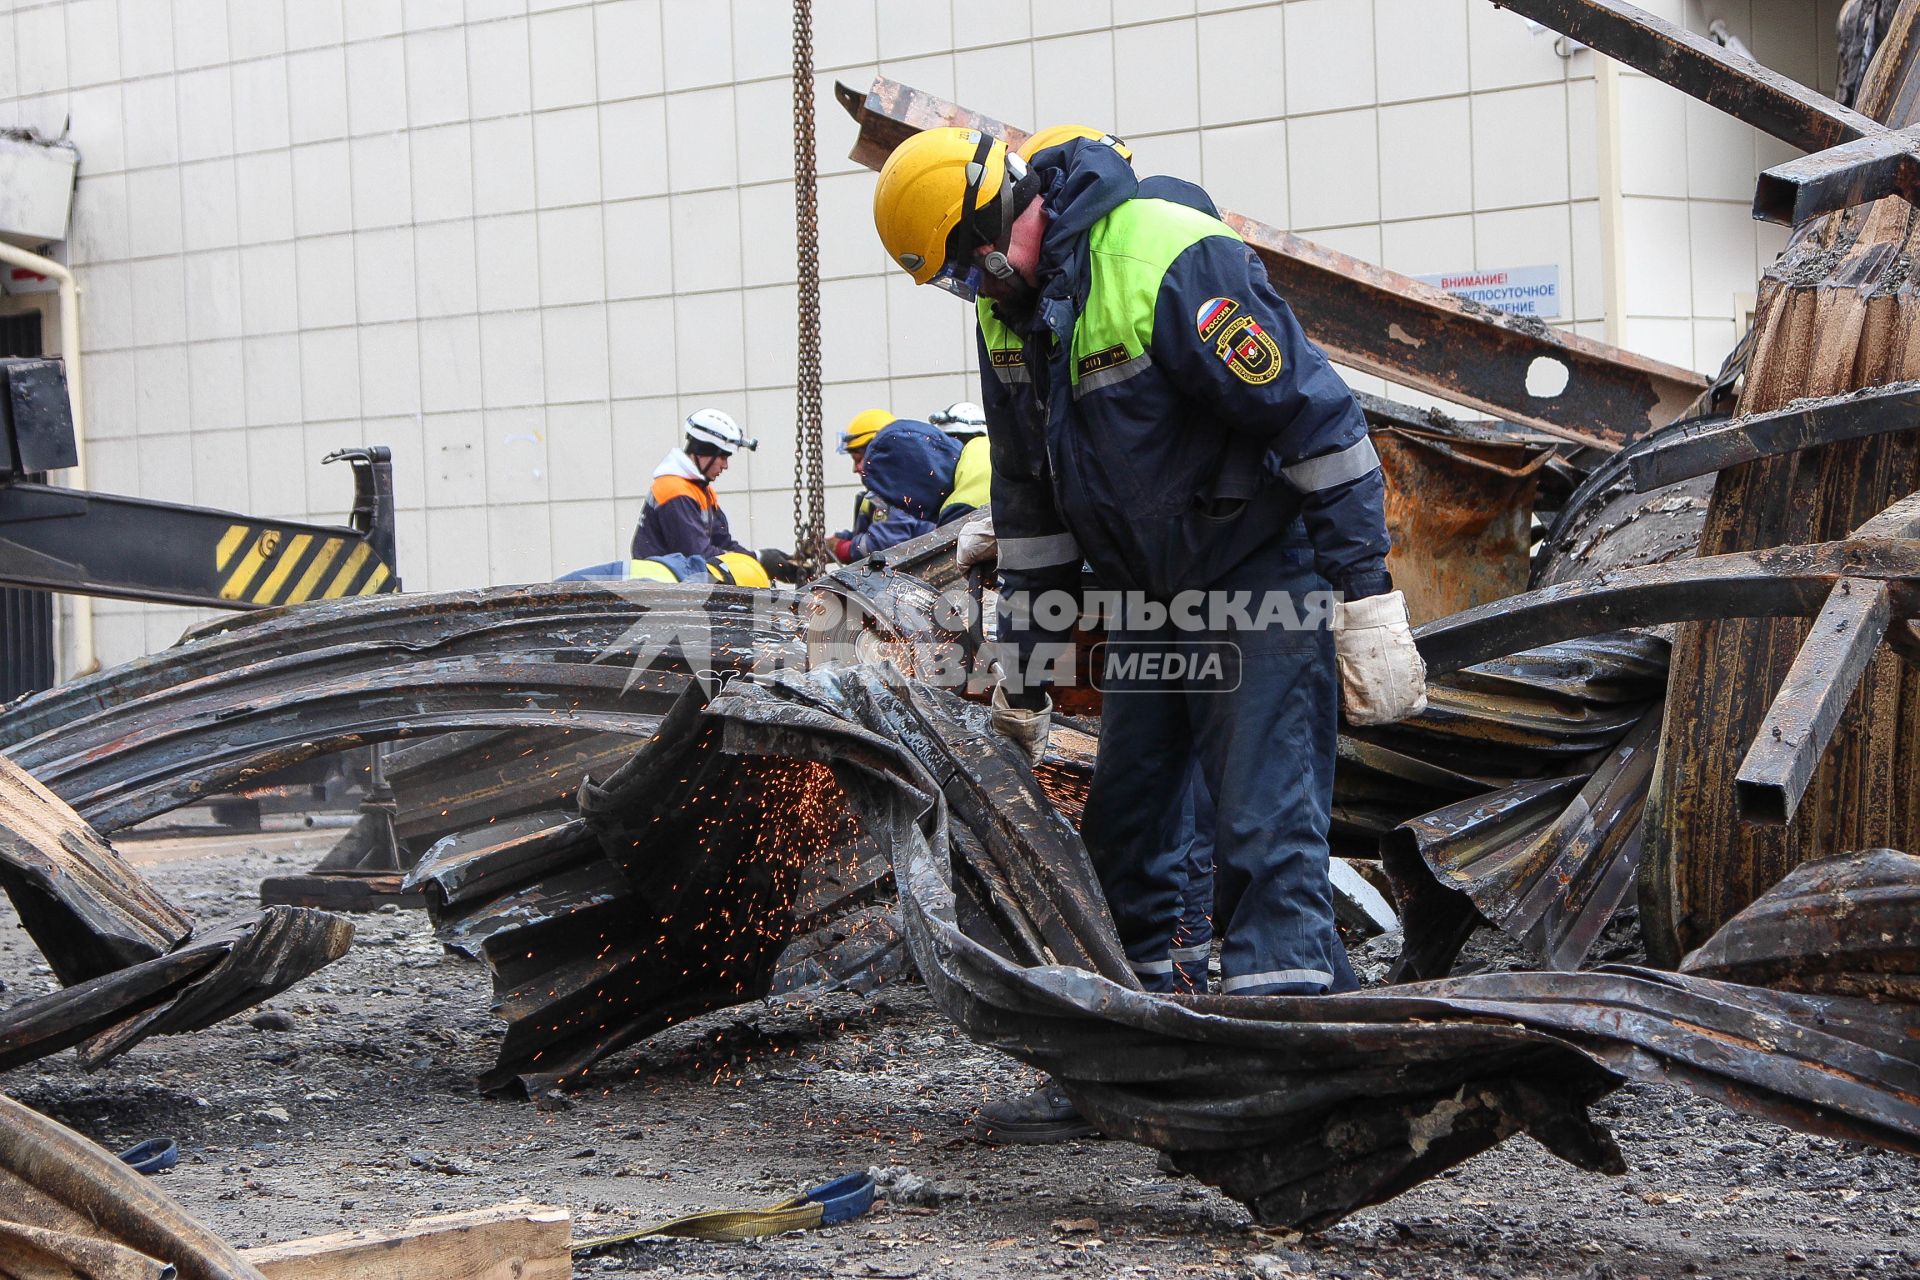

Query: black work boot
[970,1078,1096,1144]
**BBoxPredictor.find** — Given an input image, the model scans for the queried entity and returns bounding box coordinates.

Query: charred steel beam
[0,580,800,749]
[1753,124,1920,225]
[1491,0,1880,153]
[1627,382,1920,491]
[1735,578,1891,824]
[837,76,1705,447]
[1414,538,1920,676]
[1734,492,1920,825]
[1490,2,1920,226]
[34,657,690,834]
[1680,849,1920,1000]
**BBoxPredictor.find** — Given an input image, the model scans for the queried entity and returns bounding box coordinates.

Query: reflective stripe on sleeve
[996,531,1081,570]
[1280,436,1380,493]
[1072,352,1154,398]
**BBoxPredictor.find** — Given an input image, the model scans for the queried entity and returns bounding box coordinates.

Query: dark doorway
[1,308,56,703]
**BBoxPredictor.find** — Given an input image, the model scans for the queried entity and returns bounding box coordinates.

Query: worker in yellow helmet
[872,125,1428,1141]
[833,408,910,563]
[558,550,777,588]
[1016,124,1133,164]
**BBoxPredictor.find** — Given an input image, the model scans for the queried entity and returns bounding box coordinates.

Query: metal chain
[791,0,828,570]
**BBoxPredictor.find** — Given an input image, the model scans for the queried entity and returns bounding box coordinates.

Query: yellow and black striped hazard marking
[215,524,395,606]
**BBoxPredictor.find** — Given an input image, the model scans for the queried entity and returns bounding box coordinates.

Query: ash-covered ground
[1,831,1914,1280]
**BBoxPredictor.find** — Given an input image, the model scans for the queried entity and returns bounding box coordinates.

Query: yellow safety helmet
[624,559,681,583]
[1017,124,1133,165]
[873,127,1029,301]
[710,551,772,589]
[839,408,894,454]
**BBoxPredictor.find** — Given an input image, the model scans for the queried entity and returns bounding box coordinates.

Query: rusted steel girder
[1627,382,1920,491]
[836,77,1705,447]
[1415,537,1920,677]
[1641,2,1920,965]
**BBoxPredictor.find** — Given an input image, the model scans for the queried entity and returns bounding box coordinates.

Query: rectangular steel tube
[1753,126,1920,224]
[1494,0,1879,151]
[1736,578,1892,825]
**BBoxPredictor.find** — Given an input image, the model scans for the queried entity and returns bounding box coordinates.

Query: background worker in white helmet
[831,408,935,563]
[872,126,1427,1141]
[632,408,795,578]
[929,401,988,441]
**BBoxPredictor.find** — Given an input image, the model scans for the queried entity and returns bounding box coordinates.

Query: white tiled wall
[0,0,1836,667]
[1612,0,1839,374]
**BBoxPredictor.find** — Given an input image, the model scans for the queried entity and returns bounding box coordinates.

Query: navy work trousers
[1080,553,1353,996]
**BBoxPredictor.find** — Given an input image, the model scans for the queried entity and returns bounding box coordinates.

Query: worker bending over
[872,129,1426,1136]
[859,418,992,534]
[832,409,928,563]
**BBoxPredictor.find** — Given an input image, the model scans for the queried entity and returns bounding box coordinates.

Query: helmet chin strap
[982,152,1042,283]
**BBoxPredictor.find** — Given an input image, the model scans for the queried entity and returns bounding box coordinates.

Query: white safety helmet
[684,407,758,455]
[930,401,987,435]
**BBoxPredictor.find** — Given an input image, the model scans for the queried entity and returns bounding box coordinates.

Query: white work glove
[955,510,997,568]
[990,682,1052,764]
[1332,590,1428,726]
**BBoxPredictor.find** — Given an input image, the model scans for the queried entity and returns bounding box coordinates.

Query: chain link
[791,0,829,571]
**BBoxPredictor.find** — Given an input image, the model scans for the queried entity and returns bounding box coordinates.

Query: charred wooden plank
[0,1092,269,1280]
[1640,0,1920,966]
[0,908,351,1072]
[0,752,190,984]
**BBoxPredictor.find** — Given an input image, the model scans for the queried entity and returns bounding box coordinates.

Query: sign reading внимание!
[1414,265,1562,319]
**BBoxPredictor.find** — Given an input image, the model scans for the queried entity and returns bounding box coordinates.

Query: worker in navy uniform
[1017,125,1229,998]
[872,127,1427,1140]
[832,408,934,563]
[858,418,993,535]
[632,408,794,578]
